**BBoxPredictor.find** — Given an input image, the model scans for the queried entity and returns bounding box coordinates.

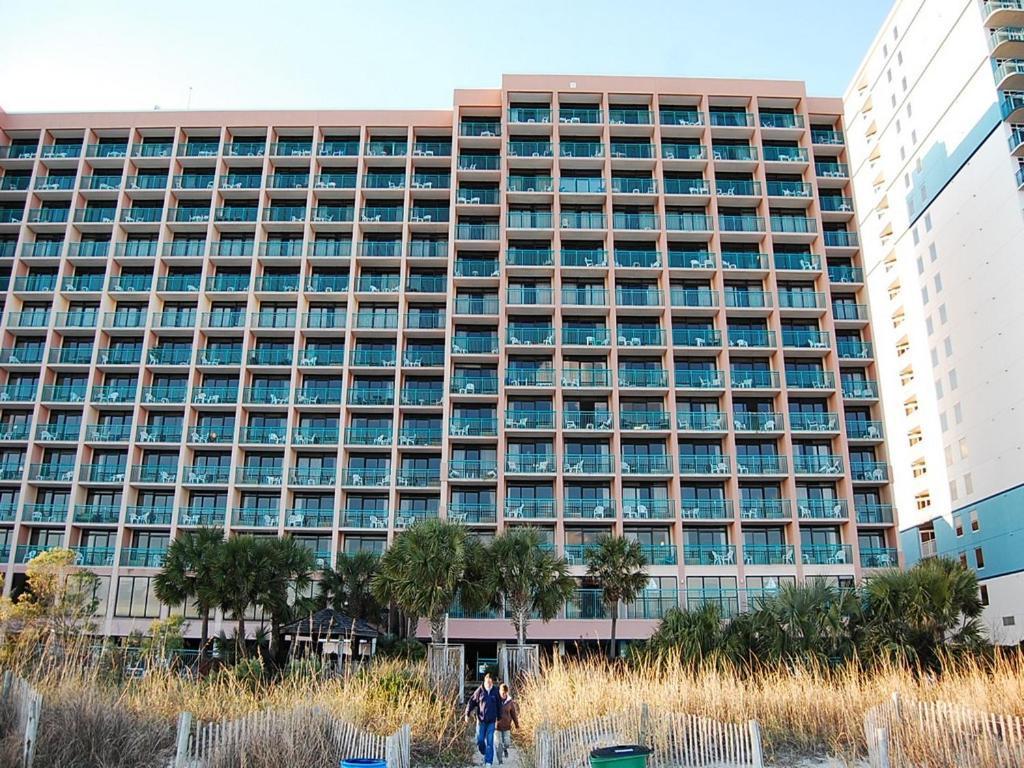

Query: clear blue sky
[0,0,893,113]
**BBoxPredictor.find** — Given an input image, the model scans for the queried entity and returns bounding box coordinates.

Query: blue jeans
[476,720,497,764]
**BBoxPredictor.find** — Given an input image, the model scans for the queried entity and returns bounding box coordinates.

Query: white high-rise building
[844,0,1024,643]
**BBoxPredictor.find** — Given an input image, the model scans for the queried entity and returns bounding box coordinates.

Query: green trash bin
[589,745,652,768]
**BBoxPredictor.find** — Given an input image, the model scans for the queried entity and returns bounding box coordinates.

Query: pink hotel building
[0,74,897,648]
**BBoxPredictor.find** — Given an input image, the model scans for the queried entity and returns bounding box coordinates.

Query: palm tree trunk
[236,616,246,657]
[200,608,210,658]
[608,602,618,660]
[430,614,444,643]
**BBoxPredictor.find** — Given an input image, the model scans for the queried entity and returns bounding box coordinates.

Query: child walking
[495,683,520,764]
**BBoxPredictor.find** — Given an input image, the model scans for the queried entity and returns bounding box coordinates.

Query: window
[924,213,931,231]
[964,473,973,495]
[980,585,989,606]
[959,552,968,568]
[975,548,985,569]
[959,438,969,460]
[930,348,939,367]
[928,243,937,262]
[954,516,963,537]
[949,369,958,390]
[921,286,928,304]
[939,304,947,324]
[926,317,934,335]
[1003,616,1016,627]
[916,257,924,274]
[915,493,931,510]
[114,576,160,618]
[954,402,963,424]
[949,480,957,501]
[934,274,942,292]
[944,337,953,357]
[940,412,948,431]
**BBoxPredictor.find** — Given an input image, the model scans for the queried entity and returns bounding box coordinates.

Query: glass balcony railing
[609,109,652,125]
[349,387,395,405]
[662,143,707,160]
[670,287,717,308]
[562,410,612,430]
[846,420,884,440]
[816,162,849,178]
[177,507,224,526]
[851,461,889,482]
[763,146,809,163]
[672,327,721,347]
[743,544,795,566]
[728,329,775,348]
[679,454,730,475]
[506,454,555,473]
[797,499,849,520]
[811,129,844,145]
[801,544,853,566]
[712,145,757,161]
[137,424,181,443]
[676,411,726,432]
[739,499,791,520]
[505,368,555,387]
[446,503,496,524]
[124,505,174,525]
[622,454,672,474]
[449,416,498,436]
[735,454,787,475]
[290,466,338,486]
[616,328,664,346]
[788,412,839,432]
[786,370,835,389]
[507,141,553,158]
[455,223,500,240]
[319,140,360,156]
[860,547,898,568]
[856,503,894,525]
[774,253,820,271]
[661,109,703,126]
[838,340,873,359]
[41,384,88,402]
[665,212,710,231]
[771,216,817,234]
[563,454,614,474]
[792,454,845,475]
[683,544,736,566]
[74,504,121,524]
[505,499,556,519]
[719,214,765,232]
[675,499,733,524]
[120,548,167,568]
[824,231,860,248]
[507,210,553,228]
[673,369,724,389]
[448,460,498,480]
[781,329,829,348]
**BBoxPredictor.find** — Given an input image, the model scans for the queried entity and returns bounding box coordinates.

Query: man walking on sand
[495,683,520,764]
[464,672,502,767]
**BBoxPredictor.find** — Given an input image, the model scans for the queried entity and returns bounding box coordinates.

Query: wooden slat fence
[428,643,466,702]
[534,705,763,768]
[174,705,410,768]
[499,644,540,693]
[0,670,42,768]
[864,693,1024,768]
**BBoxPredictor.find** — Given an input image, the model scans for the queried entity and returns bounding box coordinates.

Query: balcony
[733,411,781,432]
[781,329,829,349]
[860,547,898,568]
[563,499,617,519]
[286,510,335,528]
[670,287,717,309]
[612,212,659,230]
[448,460,498,481]
[856,503,894,525]
[798,499,849,520]
[78,464,128,484]
[0,384,37,402]
[137,424,181,443]
[22,503,66,523]
[73,504,121,524]
[851,461,888,483]
[618,368,669,388]
[192,386,238,405]
[290,467,338,486]
[505,499,556,520]
[661,109,703,127]
[560,212,607,230]
[728,329,776,349]
[763,147,808,164]
[811,129,844,145]
[721,251,768,270]
[178,507,224,526]
[739,499,791,520]
[563,411,613,430]
[141,385,188,404]
[559,141,603,159]
[560,368,612,388]
[29,462,77,482]
[234,466,285,487]
[683,544,736,566]
[792,455,844,476]
[558,177,603,194]
[622,454,673,474]
[735,454,787,475]
[41,384,88,403]
[739,543,793,566]
[446,503,496,524]
[565,589,606,619]
[506,454,555,473]
[125,505,174,525]
[85,423,132,442]
[71,547,116,567]
[816,162,849,179]
[672,328,721,347]
[398,426,442,446]
[719,215,764,233]
[346,427,392,446]
[505,368,554,387]
[563,454,614,474]
[609,109,652,125]
[824,231,859,248]
[801,545,852,566]
[455,222,500,240]
[842,379,878,399]
[505,409,555,430]
[846,420,884,440]
[233,508,281,527]
[789,412,839,432]
[837,340,873,359]
[506,247,554,266]
[451,335,499,354]
[449,416,497,437]
[349,387,395,405]
[674,369,724,389]
[121,547,167,568]
[679,454,730,476]
[507,141,553,159]
[620,410,670,430]
[91,384,137,404]
[676,411,726,432]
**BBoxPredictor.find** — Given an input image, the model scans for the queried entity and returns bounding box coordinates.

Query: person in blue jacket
[464,672,503,766]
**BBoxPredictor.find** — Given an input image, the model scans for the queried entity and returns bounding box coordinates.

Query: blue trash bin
[342,760,386,768]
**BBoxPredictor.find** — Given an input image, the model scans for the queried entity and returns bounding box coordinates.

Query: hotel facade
[0,74,895,647]
[846,0,1024,644]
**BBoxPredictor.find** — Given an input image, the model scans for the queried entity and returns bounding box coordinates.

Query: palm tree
[753,581,860,664]
[861,557,985,666]
[318,551,382,624]
[214,536,272,656]
[153,527,224,657]
[371,519,485,643]
[645,603,725,665]
[585,535,648,659]
[255,537,316,662]
[484,528,576,645]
